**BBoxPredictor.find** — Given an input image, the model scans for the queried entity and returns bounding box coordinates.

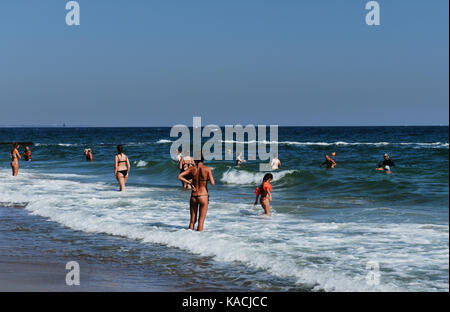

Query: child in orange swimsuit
[254,173,273,215]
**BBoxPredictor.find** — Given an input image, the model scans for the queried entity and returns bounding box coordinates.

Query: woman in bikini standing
[178,155,215,231]
[10,143,21,176]
[114,145,130,192]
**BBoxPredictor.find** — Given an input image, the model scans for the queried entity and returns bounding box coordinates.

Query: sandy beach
[0,204,182,292]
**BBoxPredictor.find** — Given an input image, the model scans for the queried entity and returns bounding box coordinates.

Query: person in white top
[175,149,182,162]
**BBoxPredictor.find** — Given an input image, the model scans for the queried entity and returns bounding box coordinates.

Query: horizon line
[0,124,448,128]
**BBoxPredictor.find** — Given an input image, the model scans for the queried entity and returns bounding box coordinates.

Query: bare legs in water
[189,195,209,231]
[179,157,215,231]
[10,143,21,176]
[11,159,19,176]
[116,171,128,191]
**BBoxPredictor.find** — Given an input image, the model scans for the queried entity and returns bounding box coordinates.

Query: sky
[0,0,448,127]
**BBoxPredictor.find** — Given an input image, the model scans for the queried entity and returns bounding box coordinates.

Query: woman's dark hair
[11,142,19,152]
[117,144,123,154]
[194,153,205,165]
[263,173,273,182]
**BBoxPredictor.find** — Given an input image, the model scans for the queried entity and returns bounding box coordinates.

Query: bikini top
[117,154,127,163]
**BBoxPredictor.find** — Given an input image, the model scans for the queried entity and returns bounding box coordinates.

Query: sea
[0,126,448,291]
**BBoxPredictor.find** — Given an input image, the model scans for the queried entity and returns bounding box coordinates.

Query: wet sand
[0,255,116,291]
[0,205,178,292]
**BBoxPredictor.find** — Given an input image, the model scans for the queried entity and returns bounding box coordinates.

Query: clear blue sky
[0,0,448,126]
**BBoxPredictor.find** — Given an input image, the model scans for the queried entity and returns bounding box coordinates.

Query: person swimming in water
[376,163,392,174]
[270,153,281,170]
[22,146,31,161]
[381,153,395,167]
[114,145,130,191]
[180,151,195,189]
[254,173,273,216]
[178,154,215,231]
[236,152,246,167]
[84,148,93,161]
[320,154,336,169]
[10,143,21,176]
[375,154,394,174]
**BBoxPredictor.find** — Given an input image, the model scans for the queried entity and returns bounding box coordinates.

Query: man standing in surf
[23,146,32,161]
[320,154,336,169]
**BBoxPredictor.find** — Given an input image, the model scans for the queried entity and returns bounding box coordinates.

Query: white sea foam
[33,141,449,149]
[221,140,449,148]
[220,169,296,185]
[0,169,448,291]
[34,142,158,147]
[134,160,148,167]
[34,143,81,147]
[156,139,172,144]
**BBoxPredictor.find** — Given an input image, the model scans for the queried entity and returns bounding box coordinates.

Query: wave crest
[156,139,172,144]
[220,169,296,185]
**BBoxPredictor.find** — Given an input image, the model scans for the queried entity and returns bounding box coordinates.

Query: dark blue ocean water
[0,126,448,291]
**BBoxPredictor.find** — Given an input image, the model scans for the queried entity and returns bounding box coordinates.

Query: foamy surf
[0,202,29,208]
[220,168,296,185]
[32,140,449,150]
[134,160,149,167]
[1,169,447,292]
[156,139,172,144]
[220,140,449,148]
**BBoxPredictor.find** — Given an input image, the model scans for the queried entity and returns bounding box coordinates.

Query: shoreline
[0,204,253,292]
[0,205,179,292]
[0,255,118,292]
